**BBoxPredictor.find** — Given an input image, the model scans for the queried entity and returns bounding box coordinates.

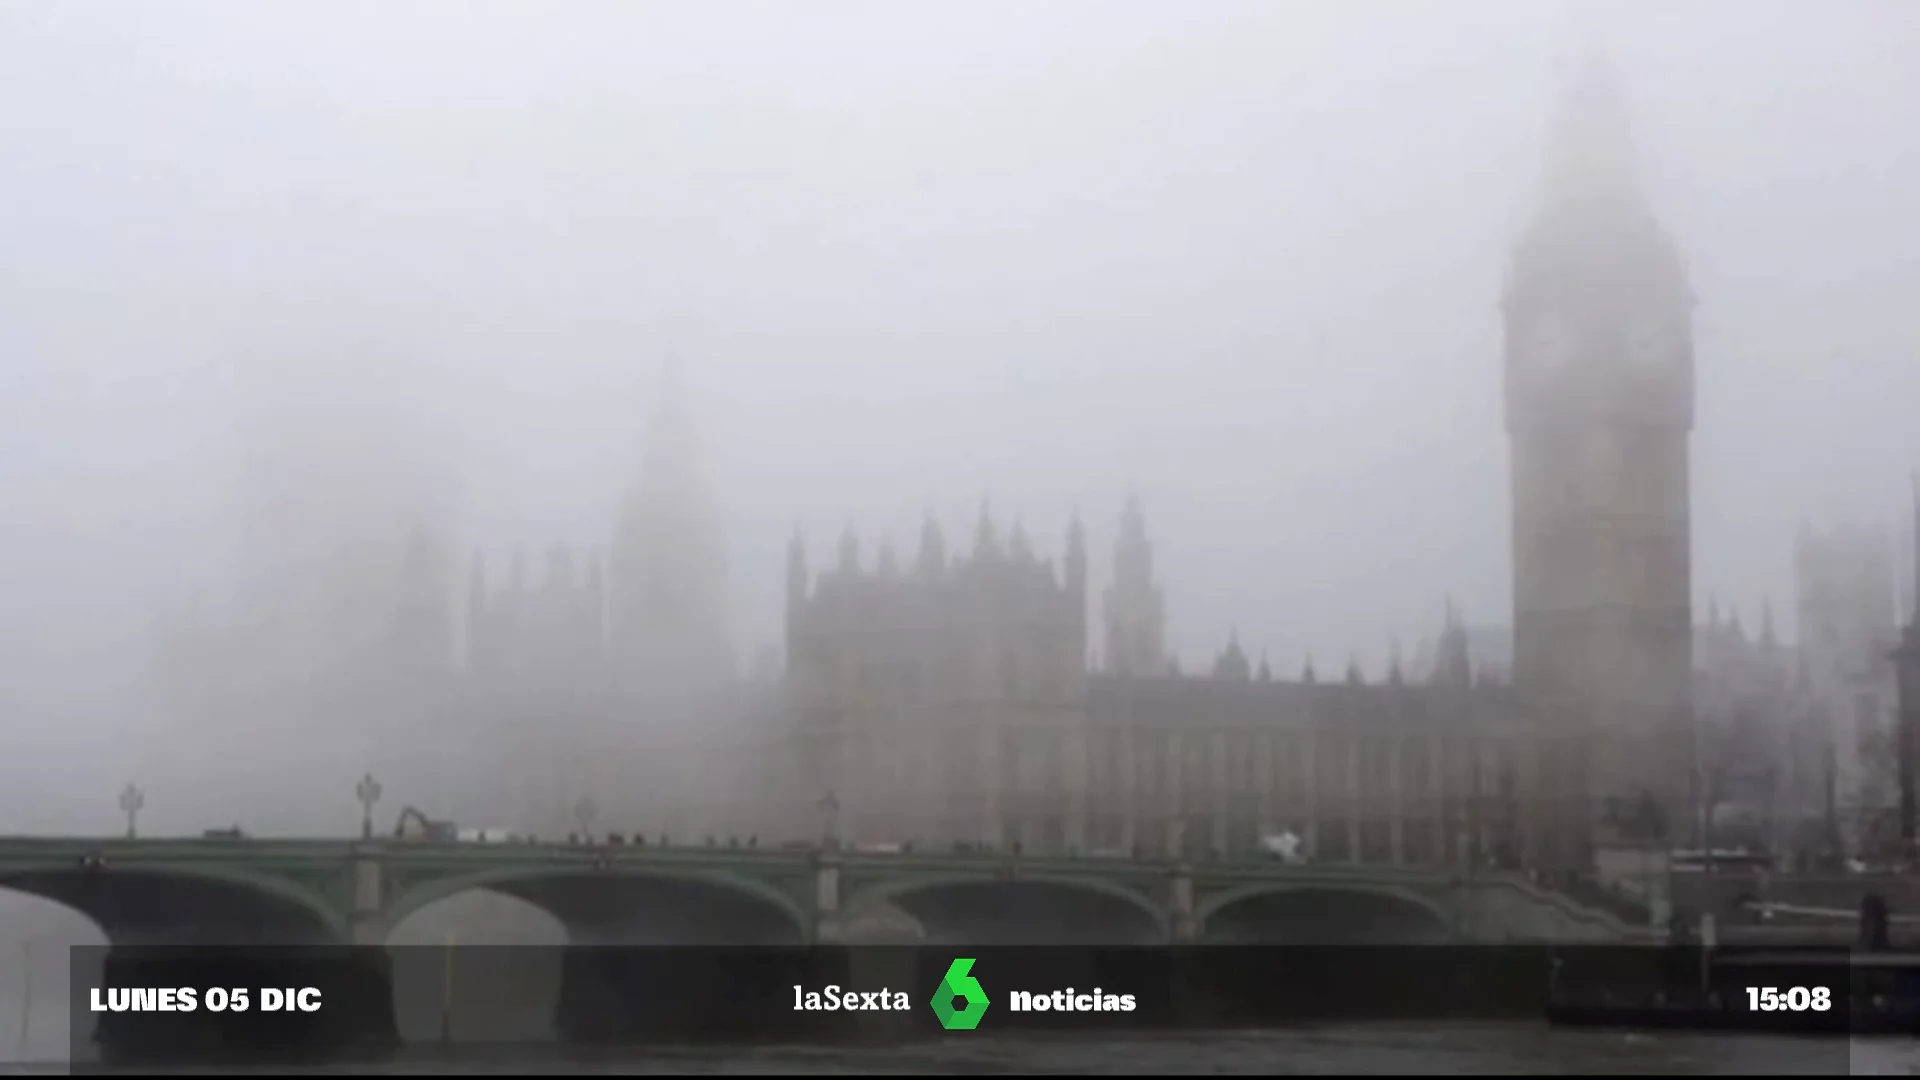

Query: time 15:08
[1744,986,1832,1012]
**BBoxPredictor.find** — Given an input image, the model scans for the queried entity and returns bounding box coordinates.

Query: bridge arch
[848,872,1167,945]
[1196,882,1456,944]
[383,864,810,945]
[0,862,348,944]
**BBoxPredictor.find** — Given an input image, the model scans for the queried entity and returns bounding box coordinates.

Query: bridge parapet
[1673,872,1920,926]
[0,837,1670,945]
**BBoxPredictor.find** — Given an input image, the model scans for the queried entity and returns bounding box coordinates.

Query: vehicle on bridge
[1669,848,1775,874]
[455,826,523,843]
[393,807,455,841]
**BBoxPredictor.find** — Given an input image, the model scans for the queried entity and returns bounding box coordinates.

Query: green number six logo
[931,957,991,1030]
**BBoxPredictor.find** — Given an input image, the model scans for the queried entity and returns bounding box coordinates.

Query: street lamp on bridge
[574,796,598,842]
[118,784,144,840]
[356,773,383,839]
[818,791,840,850]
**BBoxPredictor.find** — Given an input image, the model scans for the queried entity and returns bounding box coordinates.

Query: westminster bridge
[0,835,1651,946]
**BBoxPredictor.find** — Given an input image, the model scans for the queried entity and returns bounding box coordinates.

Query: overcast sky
[3,1,1919,825]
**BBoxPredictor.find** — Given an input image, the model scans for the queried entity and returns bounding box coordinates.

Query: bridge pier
[811,858,841,943]
[349,847,385,945]
[1168,868,1197,943]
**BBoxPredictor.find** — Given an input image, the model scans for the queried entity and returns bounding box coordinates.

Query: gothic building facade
[783,513,1090,849]
[1795,521,1906,852]
[779,500,1528,867]
[149,365,766,841]
[772,59,1696,871]
[453,366,763,838]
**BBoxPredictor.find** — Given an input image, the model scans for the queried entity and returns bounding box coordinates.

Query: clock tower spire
[1504,55,1696,873]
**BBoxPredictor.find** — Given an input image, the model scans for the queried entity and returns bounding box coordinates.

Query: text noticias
[1008,988,1137,1013]
[89,988,323,1013]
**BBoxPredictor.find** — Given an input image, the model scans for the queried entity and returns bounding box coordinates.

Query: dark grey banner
[66,945,1871,1072]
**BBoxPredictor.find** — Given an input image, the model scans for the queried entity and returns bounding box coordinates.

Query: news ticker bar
[68,945,1887,1027]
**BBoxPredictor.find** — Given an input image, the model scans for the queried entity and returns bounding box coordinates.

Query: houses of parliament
[152,63,1919,874]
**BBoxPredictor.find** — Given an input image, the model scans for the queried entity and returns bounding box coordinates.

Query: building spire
[1541,46,1641,211]
[786,527,807,603]
[973,499,1001,560]
[608,356,731,682]
[1104,496,1166,677]
[1909,471,1920,627]
[1433,598,1473,687]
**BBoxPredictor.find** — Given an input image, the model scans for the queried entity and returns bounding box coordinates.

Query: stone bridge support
[810,858,841,943]
[349,848,385,946]
[1167,867,1196,943]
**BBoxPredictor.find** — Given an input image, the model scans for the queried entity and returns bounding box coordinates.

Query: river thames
[7,1024,1913,1074]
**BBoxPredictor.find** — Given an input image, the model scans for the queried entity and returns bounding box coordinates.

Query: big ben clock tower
[1504,57,1696,872]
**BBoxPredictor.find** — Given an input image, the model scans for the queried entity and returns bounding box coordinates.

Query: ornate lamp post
[356,773,383,840]
[574,796,598,842]
[118,784,144,840]
[817,791,840,850]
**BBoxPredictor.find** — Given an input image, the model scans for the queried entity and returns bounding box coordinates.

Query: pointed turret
[583,551,604,595]
[1213,631,1250,681]
[507,546,528,593]
[1302,655,1317,685]
[1345,656,1364,685]
[1064,512,1087,598]
[1431,598,1474,687]
[583,554,606,649]
[466,556,489,670]
[389,523,451,673]
[1508,47,1687,367]
[467,557,487,617]
[544,545,577,591]
[836,523,859,575]
[1908,472,1920,626]
[916,514,946,577]
[786,529,808,605]
[1009,520,1033,562]
[973,500,1001,561]
[1540,49,1642,210]
[608,357,732,684]
[1257,652,1272,682]
[1103,494,1167,677]
[1388,637,1405,685]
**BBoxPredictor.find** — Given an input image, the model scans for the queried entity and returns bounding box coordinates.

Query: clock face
[1525,316,1576,372]
[1627,313,1679,368]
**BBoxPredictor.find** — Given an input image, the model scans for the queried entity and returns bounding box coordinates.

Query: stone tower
[1894,478,1920,844]
[609,360,733,688]
[1503,57,1696,871]
[1103,496,1167,676]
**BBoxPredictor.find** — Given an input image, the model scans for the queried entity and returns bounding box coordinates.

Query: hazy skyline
[4,1,1919,828]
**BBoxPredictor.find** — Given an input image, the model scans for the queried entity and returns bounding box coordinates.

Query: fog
[2,0,1918,837]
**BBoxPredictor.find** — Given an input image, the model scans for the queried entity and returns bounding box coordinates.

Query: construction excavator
[393,806,456,841]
